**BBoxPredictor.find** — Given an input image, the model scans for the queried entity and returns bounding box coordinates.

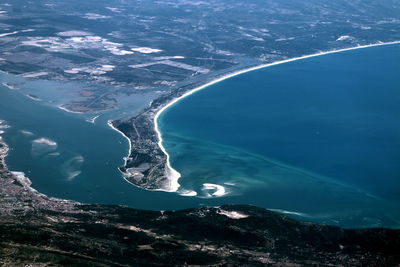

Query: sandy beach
[107,120,132,166]
[117,41,400,193]
[58,105,85,114]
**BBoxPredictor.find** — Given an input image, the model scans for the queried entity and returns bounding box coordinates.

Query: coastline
[1,129,400,266]
[107,120,155,191]
[0,138,78,211]
[111,41,399,193]
[57,105,85,114]
[107,120,132,166]
[109,116,181,192]
[151,41,400,192]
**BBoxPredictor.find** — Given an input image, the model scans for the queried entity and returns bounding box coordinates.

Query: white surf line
[269,208,309,217]
[153,40,400,193]
[107,120,178,192]
[57,105,84,114]
[107,120,132,166]
[87,115,100,124]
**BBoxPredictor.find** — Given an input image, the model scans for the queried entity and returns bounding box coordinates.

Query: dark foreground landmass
[1,141,400,266]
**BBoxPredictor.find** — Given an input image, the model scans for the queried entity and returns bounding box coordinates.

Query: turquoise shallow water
[0,73,268,214]
[0,76,201,210]
[159,44,400,228]
[0,44,399,228]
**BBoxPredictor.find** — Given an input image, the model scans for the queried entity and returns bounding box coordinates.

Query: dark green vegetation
[1,141,400,266]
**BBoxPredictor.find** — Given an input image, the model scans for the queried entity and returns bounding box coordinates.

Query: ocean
[0,44,399,228]
[158,43,400,228]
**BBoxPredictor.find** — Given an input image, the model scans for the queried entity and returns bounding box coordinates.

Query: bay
[159,44,400,228]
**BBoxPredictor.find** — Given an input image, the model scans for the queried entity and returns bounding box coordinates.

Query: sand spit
[113,41,400,194]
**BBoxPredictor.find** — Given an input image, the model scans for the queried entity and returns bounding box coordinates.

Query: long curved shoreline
[107,120,132,166]
[113,41,400,193]
[2,128,400,266]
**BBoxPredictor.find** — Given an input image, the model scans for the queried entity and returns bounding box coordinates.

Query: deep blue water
[0,44,399,228]
[159,44,400,228]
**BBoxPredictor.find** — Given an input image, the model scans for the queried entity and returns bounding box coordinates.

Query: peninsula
[112,41,400,192]
[1,139,400,266]
[1,0,400,264]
